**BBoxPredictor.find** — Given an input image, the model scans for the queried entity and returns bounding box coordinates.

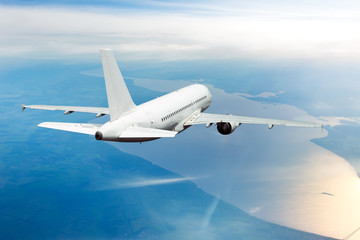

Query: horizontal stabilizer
[38,122,102,135]
[119,127,177,138]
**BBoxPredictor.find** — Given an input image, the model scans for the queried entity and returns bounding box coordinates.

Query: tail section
[100,49,135,121]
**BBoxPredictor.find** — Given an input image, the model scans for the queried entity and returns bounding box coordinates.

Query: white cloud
[249,205,263,214]
[97,176,198,190]
[201,196,220,231]
[238,91,285,99]
[319,116,360,127]
[1,5,360,61]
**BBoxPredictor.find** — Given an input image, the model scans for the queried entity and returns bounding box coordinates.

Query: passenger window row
[161,95,207,122]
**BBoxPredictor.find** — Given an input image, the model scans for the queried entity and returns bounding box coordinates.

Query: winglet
[21,104,26,112]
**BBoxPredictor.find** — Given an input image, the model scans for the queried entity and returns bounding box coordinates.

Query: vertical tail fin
[100,49,136,121]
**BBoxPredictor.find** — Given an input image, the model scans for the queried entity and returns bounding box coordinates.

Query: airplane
[21,49,322,143]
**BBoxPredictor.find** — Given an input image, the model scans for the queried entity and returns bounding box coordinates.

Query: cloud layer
[1,4,360,61]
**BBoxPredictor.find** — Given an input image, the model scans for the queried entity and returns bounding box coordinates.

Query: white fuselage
[98,84,213,142]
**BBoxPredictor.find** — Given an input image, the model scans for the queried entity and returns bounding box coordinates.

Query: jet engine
[216,122,240,135]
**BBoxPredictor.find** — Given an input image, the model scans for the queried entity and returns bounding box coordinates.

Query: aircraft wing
[21,104,109,117]
[38,122,102,135]
[185,113,322,128]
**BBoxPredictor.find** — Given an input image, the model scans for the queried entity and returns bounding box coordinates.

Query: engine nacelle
[217,122,240,135]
